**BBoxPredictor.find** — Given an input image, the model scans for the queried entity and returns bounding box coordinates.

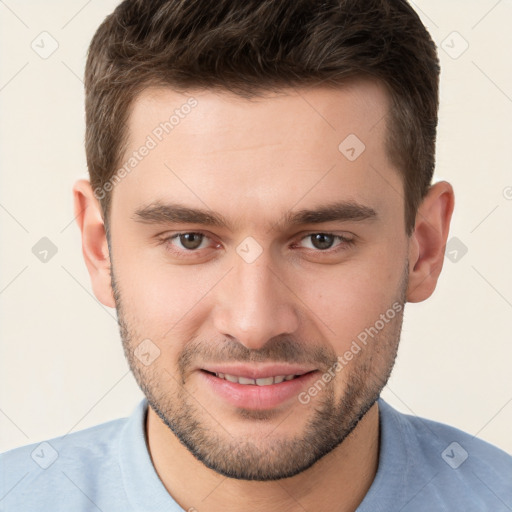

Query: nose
[212,247,300,351]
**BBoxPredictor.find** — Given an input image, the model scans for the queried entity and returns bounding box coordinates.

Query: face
[108,80,410,480]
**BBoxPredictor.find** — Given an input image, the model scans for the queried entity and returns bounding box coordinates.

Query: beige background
[0,1,511,455]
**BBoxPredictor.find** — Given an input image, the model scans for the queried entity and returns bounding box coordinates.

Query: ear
[72,179,115,308]
[406,181,455,303]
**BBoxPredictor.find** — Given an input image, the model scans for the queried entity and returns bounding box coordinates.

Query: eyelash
[158,231,355,257]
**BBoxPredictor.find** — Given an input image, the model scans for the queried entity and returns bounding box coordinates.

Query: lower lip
[198,370,319,410]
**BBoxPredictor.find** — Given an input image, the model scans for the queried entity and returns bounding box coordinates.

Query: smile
[199,367,319,410]
[212,372,301,386]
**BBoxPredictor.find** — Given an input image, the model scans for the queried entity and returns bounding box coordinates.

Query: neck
[146,402,380,512]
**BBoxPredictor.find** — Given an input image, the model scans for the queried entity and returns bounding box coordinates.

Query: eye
[297,233,354,251]
[163,232,213,253]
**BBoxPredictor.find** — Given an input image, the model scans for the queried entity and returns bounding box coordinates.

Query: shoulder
[0,415,129,510]
[0,414,127,469]
[396,402,512,472]
[376,399,512,511]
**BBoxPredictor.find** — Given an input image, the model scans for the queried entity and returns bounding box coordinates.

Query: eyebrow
[132,200,378,231]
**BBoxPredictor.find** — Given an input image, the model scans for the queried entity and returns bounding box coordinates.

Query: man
[1,0,511,510]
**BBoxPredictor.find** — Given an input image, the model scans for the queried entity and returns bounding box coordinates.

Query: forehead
[111,79,402,231]
[128,78,390,146]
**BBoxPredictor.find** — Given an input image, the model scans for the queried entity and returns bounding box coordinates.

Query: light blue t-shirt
[1,397,511,511]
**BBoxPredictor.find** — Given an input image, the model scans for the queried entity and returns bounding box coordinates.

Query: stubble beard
[111,260,408,481]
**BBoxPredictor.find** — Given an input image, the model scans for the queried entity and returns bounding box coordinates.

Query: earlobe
[72,179,116,308]
[406,181,455,303]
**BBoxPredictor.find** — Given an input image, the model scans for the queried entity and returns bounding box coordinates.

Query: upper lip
[200,364,317,379]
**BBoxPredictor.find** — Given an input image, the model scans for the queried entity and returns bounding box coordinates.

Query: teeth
[238,376,256,385]
[215,373,299,385]
[255,377,274,386]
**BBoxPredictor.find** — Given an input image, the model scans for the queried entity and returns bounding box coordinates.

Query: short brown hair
[85,0,440,236]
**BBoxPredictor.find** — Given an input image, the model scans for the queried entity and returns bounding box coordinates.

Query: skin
[73,78,454,512]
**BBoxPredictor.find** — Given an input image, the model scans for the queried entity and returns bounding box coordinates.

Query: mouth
[202,370,309,386]
[198,366,319,410]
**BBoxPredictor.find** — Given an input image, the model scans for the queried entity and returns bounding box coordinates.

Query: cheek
[113,248,218,337]
[299,256,403,347]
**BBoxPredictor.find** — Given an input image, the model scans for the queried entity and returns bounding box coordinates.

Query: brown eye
[178,233,204,250]
[297,233,355,252]
[309,233,335,250]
